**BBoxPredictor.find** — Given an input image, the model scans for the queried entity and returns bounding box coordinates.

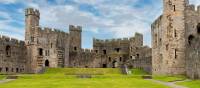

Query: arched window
[6,45,11,57]
[188,35,195,45]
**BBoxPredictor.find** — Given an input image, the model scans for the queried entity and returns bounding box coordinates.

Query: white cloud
[0,0,18,4]
[189,0,200,6]
[0,0,164,47]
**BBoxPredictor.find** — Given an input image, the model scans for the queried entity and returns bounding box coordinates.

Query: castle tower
[24,8,40,73]
[134,33,143,48]
[69,25,82,52]
[25,8,40,44]
[161,0,188,75]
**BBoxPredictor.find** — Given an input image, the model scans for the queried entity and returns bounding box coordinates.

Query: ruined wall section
[151,15,164,74]
[185,5,200,79]
[93,38,130,68]
[129,33,143,61]
[0,35,27,74]
[29,26,69,73]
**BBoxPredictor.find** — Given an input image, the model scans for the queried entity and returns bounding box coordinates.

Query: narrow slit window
[173,5,176,11]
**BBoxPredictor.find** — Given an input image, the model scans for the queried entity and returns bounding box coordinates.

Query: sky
[0,0,200,49]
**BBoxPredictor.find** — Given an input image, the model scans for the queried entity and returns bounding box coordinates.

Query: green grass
[130,69,149,75]
[153,75,187,82]
[0,75,6,80]
[0,68,170,88]
[176,80,200,88]
[46,68,121,75]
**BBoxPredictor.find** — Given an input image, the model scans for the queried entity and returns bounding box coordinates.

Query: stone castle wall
[0,7,152,74]
[152,0,200,79]
[0,35,27,74]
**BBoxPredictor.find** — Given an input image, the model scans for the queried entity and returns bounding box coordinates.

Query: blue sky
[0,0,199,49]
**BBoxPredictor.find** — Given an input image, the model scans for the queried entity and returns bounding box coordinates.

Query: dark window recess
[130,56,132,59]
[120,57,122,62]
[38,48,43,56]
[136,54,139,58]
[188,35,194,45]
[74,47,77,51]
[166,44,169,51]
[16,68,19,73]
[197,23,200,34]
[103,64,107,68]
[173,5,176,11]
[175,49,177,59]
[109,57,111,62]
[11,68,14,72]
[51,43,53,48]
[174,30,177,37]
[6,67,8,72]
[6,45,11,57]
[103,50,107,54]
[0,68,2,72]
[115,48,120,52]
[95,50,98,53]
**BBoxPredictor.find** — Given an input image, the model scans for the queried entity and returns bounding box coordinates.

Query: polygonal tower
[69,25,82,52]
[162,0,188,75]
[25,8,40,44]
[24,8,40,73]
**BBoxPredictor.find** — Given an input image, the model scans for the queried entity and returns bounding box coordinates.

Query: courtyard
[0,68,199,88]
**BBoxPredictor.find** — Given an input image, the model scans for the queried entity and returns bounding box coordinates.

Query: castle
[152,0,200,79]
[0,8,151,74]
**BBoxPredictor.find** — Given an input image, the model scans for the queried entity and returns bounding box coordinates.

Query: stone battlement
[93,32,143,43]
[69,25,82,32]
[93,38,129,43]
[25,8,40,18]
[81,49,93,53]
[0,35,25,45]
[186,4,200,14]
[32,26,69,35]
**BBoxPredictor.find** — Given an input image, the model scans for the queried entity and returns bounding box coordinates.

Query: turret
[69,25,82,52]
[25,8,40,45]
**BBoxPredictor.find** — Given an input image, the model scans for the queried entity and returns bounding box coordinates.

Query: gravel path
[148,79,190,88]
[0,79,15,84]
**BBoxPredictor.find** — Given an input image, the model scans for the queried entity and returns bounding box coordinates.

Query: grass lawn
[0,68,170,88]
[153,75,187,82]
[0,75,6,80]
[176,80,200,88]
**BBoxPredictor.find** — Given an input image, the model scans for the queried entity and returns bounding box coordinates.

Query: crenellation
[152,0,200,79]
[1,7,152,74]
[25,8,40,18]
[69,25,82,32]
[187,4,195,11]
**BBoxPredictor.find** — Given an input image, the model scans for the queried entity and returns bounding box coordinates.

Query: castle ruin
[0,8,151,74]
[152,0,200,79]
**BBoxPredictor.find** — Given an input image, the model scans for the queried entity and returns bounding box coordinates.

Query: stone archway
[45,60,49,67]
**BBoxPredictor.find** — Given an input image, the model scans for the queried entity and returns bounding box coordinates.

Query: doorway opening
[45,60,49,67]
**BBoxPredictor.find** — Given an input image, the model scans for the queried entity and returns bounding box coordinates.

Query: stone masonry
[0,8,152,74]
[152,0,200,79]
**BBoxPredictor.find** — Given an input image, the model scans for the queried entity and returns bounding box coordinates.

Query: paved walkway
[149,79,190,88]
[0,79,15,84]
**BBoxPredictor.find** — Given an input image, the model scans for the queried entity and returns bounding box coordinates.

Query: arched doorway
[112,60,118,68]
[45,60,49,67]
